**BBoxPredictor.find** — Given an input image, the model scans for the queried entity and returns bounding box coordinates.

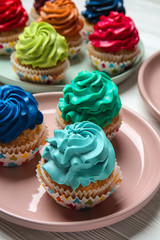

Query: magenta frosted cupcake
[87,11,140,75]
[0,0,28,55]
[81,0,125,40]
[0,85,48,167]
[36,121,122,210]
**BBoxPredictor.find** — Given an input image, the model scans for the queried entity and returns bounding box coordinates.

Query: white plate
[0,41,144,93]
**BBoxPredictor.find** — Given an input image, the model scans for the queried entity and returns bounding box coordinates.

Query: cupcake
[0,85,48,167]
[87,11,140,76]
[30,0,54,21]
[11,21,69,84]
[38,0,84,58]
[56,70,122,139]
[82,0,125,38]
[36,121,122,210]
[0,0,28,55]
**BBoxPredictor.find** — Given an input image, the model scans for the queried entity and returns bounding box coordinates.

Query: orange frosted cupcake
[0,0,28,55]
[38,0,84,58]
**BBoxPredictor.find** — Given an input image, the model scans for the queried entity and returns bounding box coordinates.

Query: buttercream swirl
[89,11,139,53]
[59,71,121,127]
[82,0,125,23]
[0,0,28,32]
[34,0,54,13]
[0,85,43,144]
[15,22,68,68]
[42,121,115,190]
[38,0,83,37]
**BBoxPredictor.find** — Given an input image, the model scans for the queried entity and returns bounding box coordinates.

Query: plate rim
[0,92,160,232]
[0,41,144,93]
[138,50,160,121]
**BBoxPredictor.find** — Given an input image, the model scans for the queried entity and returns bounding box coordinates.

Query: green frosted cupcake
[56,70,122,139]
[11,21,69,84]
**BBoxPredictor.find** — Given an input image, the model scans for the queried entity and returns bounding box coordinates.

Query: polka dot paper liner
[36,160,122,210]
[69,43,83,58]
[87,51,136,76]
[0,124,48,167]
[0,41,17,55]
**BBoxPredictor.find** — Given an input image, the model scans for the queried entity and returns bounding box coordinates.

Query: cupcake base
[0,25,29,55]
[0,123,48,167]
[30,7,40,22]
[56,107,122,140]
[11,52,70,85]
[66,34,84,58]
[87,43,141,76]
[36,159,122,210]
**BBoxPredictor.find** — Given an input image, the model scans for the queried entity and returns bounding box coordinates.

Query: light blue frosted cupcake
[36,121,122,210]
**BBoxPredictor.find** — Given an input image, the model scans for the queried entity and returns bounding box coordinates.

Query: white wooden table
[0,0,160,239]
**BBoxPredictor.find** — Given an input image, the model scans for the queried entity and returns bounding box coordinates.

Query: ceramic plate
[0,92,160,232]
[0,41,144,93]
[138,50,160,121]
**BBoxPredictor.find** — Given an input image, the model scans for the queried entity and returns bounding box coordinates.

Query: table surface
[0,0,160,239]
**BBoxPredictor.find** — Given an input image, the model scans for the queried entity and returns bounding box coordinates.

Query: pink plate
[0,92,160,232]
[138,50,160,121]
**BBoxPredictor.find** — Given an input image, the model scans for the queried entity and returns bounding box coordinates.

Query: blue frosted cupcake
[36,121,122,210]
[0,85,48,167]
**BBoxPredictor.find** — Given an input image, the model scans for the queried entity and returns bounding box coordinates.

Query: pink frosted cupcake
[0,0,28,55]
[36,121,122,210]
[0,85,48,167]
[87,11,140,76]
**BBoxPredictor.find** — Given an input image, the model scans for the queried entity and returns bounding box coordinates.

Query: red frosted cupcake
[0,0,28,55]
[87,11,140,76]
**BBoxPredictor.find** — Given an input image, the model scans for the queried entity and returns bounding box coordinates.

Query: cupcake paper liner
[0,123,48,167]
[36,160,122,210]
[87,51,137,76]
[103,110,122,140]
[69,44,83,58]
[0,41,17,55]
[10,52,70,85]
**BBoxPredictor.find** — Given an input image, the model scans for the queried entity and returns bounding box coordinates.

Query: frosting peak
[42,121,115,190]
[82,0,125,23]
[34,0,54,13]
[0,0,28,32]
[15,22,68,68]
[0,85,43,144]
[89,11,139,52]
[59,70,122,127]
[38,0,83,37]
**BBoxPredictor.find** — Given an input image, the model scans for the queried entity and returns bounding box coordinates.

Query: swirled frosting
[15,22,68,68]
[82,0,125,23]
[0,0,28,32]
[89,12,139,53]
[34,0,54,13]
[42,121,115,190]
[0,85,43,144]
[38,0,83,37]
[59,71,121,127]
